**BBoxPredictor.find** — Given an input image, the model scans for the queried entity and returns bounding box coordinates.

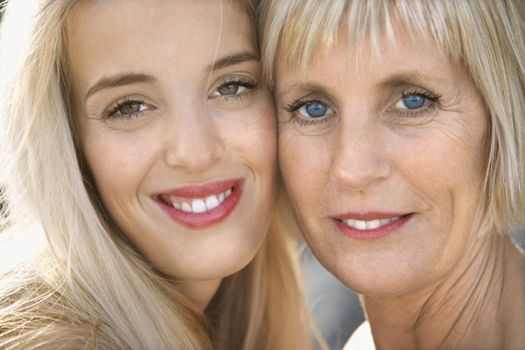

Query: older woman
[259,0,525,348]
[0,1,312,349]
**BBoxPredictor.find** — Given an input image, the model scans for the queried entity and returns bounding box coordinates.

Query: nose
[164,108,225,173]
[329,117,391,191]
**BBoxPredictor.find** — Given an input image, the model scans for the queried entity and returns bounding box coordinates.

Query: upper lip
[157,178,242,198]
[332,212,410,220]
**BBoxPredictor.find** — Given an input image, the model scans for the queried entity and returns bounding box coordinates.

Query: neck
[362,233,525,349]
[177,278,222,312]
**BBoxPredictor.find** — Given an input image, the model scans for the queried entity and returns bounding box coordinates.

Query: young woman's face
[275,27,488,295]
[69,0,276,294]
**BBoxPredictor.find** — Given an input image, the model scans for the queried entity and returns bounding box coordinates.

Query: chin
[182,240,263,280]
[323,252,431,297]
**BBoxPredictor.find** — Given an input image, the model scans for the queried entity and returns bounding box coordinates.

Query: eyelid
[208,75,259,100]
[401,89,439,101]
[283,93,335,113]
[102,96,151,119]
[281,94,338,133]
[385,88,441,120]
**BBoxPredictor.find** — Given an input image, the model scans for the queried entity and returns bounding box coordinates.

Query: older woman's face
[275,29,488,295]
[68,0,276,293]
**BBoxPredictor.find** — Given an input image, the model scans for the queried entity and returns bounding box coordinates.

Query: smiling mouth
[339,215,406,230]
[332,213,414,239]
[154,180,244,228]
[158,187,234,213]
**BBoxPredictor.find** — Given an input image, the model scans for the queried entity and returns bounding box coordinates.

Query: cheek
[279,131,306,194]
[393,119,487,227]
[252,118,277,169]
[227,99,278,172]
[431,134,483,193]
[81,128,154,209]
[278,131,329,210]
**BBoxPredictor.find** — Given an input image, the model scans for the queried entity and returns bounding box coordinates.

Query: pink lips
[332,212,413,240]
[155,179,243,228]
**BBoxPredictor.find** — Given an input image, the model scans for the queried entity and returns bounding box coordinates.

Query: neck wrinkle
[421,233,505,349]
[364,233,507,350]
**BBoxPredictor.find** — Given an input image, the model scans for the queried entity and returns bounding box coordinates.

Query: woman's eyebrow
[208,51,259,71]
[84,53,259,100]
[379,72,447,89]
[85,73,155,100]
[277,81,336,101]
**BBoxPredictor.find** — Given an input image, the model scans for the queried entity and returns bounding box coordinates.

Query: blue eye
[399,94,426,109]
[284,98,335,128]
[303,102,328,118]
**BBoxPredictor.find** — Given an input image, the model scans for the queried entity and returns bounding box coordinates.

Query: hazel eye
[118,101,147,115]
[104,98,151,120]
[217,82,246,96]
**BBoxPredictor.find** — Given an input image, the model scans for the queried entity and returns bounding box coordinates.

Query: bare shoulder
[343,321,375,350]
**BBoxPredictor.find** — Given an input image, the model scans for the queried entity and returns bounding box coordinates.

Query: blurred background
[301,245,364,350]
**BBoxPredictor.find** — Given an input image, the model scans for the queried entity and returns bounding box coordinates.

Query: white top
[343,322,376,350]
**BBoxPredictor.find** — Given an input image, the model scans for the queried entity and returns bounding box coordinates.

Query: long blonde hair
[259,0,525,237]
[0,0,311,349]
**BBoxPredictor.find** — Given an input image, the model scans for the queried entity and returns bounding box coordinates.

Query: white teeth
[192,199,207,213]
[380,219,391,226]
[181,202,192,212]
[165,187,234,213]
[354,220,367,230]
[342,217,400,230]
[205,195,220,210]
[366,220,382,230]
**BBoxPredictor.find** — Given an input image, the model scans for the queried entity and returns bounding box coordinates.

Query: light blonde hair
[259,0,525,237]
[0,0,311,349]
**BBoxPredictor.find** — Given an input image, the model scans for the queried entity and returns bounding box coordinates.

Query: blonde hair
[0,0,311,349]
[259,0,525,237]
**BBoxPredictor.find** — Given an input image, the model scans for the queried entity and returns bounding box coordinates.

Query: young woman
[0,1,311,349]
[259,0,525,348]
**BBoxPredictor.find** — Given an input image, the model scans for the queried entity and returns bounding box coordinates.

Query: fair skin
[275,25,525,349]
[68,0,277,311]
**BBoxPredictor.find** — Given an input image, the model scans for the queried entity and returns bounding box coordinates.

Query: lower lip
[332,214,413,240]
[156,183,243,228]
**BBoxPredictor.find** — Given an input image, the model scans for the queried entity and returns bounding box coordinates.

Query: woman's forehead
[264,0,463,84]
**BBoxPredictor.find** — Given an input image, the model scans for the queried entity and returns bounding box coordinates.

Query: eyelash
[284,97,333,127]
[104,96,148,120]
[394,89,441,118]
[211,77,258,102]
[101,77,258,120]
[283,89,442,128]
